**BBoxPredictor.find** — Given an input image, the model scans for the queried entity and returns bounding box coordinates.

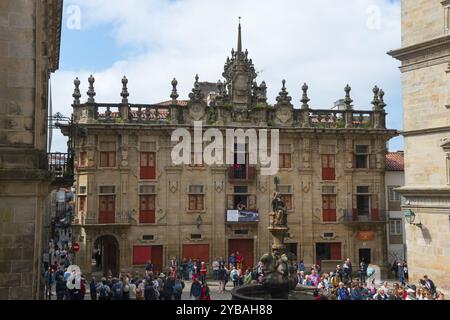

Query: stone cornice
[46,0,63,72]
[388,35,450,72]
[396,186,450,197]
[403,126,450,137]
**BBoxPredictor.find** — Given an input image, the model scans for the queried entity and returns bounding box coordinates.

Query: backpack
[135,287,143,300]
[174,283,183,294]
[99,285,109,298]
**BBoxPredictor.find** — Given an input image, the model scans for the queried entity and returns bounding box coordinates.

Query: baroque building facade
[62,24,398,277]
[389,0,450,295]
[0,0,63,299]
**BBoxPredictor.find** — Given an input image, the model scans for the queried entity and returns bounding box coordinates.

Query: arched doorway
[92,235,120,276]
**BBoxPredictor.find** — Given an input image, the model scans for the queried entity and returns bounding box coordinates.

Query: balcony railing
[82,211,133,226]
[48,153,74,187]
[93,103,170,123]
[228,165,256,181]
[342,209,388,223]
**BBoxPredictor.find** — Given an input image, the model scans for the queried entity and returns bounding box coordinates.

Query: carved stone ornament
[215,180,224,193]
[169,181,178,193]
[276,105,293,124]
[189,103,205,121]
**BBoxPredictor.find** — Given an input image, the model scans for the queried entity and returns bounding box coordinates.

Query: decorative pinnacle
[344,84,353,110]
[72,77,81,105]
[301,83,310,109]
[170,77,179,101]
[121,76,129,103]
[189,74,204,102]
[237,17,242,53]
[87,75,96,103]
[276,80,292,104]
[372,85,380,109]
[378,89,386,109]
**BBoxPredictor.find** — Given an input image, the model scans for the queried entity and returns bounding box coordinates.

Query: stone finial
[378,89,386,109]
[121,76,129,104]
[72,77,81,105]
[344,84,353,110]
[170,78,179,101]
[189,74,204,102]
[276,80,292,105]
[301,83,310,109]
[87,75,96,103]
[372,85,380,110]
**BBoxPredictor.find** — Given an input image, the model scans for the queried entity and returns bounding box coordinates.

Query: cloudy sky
[51,0,403,152]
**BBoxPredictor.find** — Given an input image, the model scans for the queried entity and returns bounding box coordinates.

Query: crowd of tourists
[297,258,445,300]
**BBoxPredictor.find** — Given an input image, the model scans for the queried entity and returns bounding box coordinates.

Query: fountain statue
[231,177,309,300]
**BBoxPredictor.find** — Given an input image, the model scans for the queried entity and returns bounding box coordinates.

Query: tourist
[55,273,67,300]
[391,260,399,279]
[236,251,243,270]
[228,253,236,268]
[405,288,416,300]
[359,259,367,284]
[423,275,437,296]
[145,260,153,275]
[398,262,405,286]
[403,262,409,282]
[173,276,185,300]
[122,276,130,300]
[111,278,123,300]
[223,264,230,291]
[218,266,227,294]
[298,259,305,272]
[373,288,389,300]
[343,258,353,283]
[180,258,189,280]
[244,268,253,285]
[190,278,202,300]
[336,282,350,300]
[163,274,175,300]
[97,277,111,300]
[200,262,208,283]
[129,277,137,300]
[188,259,194,279]
[200,281,211,300]
[230,266,240,287]
[89,277,97,300]
[212,259,220,280]
[44,267,55,300]
[144,279,158,300]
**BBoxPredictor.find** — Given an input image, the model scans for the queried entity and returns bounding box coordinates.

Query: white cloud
[51,0,402,152]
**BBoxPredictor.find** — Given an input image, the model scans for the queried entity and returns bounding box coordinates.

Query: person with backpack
[97,278,111,300]
[111,278,123,300]
[230,266,240,288]
[190,278,202,300]
[173,277,185,300]
[122,276,130,300]
[162,274,175,300]
[55,274,67,300]
[135,280,144,300]
[129,278,137,300]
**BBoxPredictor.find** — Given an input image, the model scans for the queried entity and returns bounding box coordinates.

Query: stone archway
[93,235,120,277]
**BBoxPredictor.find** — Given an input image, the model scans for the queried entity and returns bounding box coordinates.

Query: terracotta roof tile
[386,152,404,171]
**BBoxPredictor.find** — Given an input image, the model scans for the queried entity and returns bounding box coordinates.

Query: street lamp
[404,209,422,228]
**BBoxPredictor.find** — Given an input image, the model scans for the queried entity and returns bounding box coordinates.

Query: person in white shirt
[128,280,137,300]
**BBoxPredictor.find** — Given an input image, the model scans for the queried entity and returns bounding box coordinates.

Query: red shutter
[151,246,163,274]
[183,245,210,264]
[352,195,358,221]
[330,243,342,260]
[140,153,156,180]
[99,196,115,224]
[133,246,151,265]
[371,194,379,221]
[139,195,155,224]
[322,155,336,180]
[323,195,337,222]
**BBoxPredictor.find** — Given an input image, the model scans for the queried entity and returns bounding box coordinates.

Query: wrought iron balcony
[342,209,388,224]
[48,153,74,187]
[80,211,133,226]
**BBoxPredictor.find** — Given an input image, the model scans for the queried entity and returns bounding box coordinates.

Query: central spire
[237,17,242,53]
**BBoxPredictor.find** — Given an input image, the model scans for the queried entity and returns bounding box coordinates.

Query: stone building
[389,0,450,295]
[61,23,398,277]
[0,0,64,299]
[385,152,406,265]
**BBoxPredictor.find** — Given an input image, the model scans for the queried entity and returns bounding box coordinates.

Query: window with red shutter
[371,194,379,221]
[133,246,151,265]
[140,152,156,180]
[322,155,336,180]
[79,152,87,167]
[99,195,115,224]
[322,195,337,222]
[330,243,342,260]
[139,195,156,224]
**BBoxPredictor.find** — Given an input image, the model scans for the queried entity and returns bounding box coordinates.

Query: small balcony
[342,209,388,224]
[48,153,75,188]
[79,211,133,227]
[228,165,256,181]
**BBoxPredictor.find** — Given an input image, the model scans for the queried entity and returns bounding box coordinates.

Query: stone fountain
[231,177,313,300]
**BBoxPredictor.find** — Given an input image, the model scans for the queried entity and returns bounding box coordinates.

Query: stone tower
[389,0,450,295]
[0,0,63,299]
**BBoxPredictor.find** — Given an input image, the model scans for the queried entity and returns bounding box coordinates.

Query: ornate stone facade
[0,0,63,299]
[62,23,397,279]
[389,0,450,295]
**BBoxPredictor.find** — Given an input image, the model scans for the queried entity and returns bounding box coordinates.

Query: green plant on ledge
[361,122,373,129]
[335,119,345,128]
[254,102,269,110]
[115,117,125,124]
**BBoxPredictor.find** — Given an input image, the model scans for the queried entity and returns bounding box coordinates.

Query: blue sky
[51,0,403,152]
